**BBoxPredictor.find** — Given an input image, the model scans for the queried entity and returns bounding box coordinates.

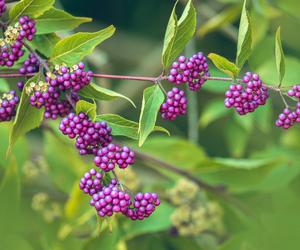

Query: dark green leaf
[236,0,252,68]
[36,8,92,35]
[275,27,285,85]
[78,82,135,107]
[138,85,165,146]
[31,33,60,57]
[75,100,97,121]
[9,0,54,24]
[162,0,196,68]
[96,114,170,140]
[8,74,44,155]
[208,53,240,78]
[50,26,115,65]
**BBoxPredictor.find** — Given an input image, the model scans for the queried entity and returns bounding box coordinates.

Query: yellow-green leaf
[208,53,240,78]
[275,27,285,86]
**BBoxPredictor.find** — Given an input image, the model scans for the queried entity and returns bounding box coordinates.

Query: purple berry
[0,90,19,122]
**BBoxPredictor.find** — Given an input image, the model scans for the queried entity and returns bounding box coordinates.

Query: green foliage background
[1,0,300,249]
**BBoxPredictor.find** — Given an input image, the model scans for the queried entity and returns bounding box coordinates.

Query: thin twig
[279,90,289,108]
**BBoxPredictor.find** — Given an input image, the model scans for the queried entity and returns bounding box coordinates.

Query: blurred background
[1,0,300,249]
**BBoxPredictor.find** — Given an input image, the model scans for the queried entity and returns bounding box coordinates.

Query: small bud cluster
[224,72,269,115]
[0,16,36,67]
[168,53,209,91]
[276,85,300,129]
[0,0,6,16]
[168,179,224,236]
[94,144,135,172]
[19,53,40,74]
[0,90,19,122]
[160,87,187,120]
[59,112,113,155]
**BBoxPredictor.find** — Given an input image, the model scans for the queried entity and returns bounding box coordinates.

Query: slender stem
[279,90,289,108]
[92,73,166,82]
[135,151,254,217]
[23,42,51,73]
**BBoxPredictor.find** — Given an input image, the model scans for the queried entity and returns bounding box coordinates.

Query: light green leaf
[36,8,92,35]
[198,4,241,37]
[275,27,285,85]
[199,99,232,128]
[31,33,60,57]
[236,0,252,68]
[162,0,196,68]
[8,74,44,155]
[9,0,54,24]
[75,100,96,121]
[78,82,135,107]
[96,114,170,140]
[50,25,115,65]
[44,131,87,193]
[138,85,165,147]
[208,53,240,78]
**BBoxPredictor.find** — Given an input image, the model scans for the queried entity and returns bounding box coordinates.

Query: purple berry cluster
[168,53,209,91]
[46,62,92,92]
[0,0,6,16]
[125,192,160,220]
[59,112,113,155]
[0,16,36,67]
[160,87,187,120]
[275,85,300,129]
[91,181,131,217]
[94,144,135,172]
[0,90,19,122]
[224,72,269,115]
[44,99,73,120]
[19,53,39,74]
[80,168,103,196]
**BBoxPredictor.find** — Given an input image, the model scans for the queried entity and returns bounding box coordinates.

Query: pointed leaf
[208,53,240,78]
[162,0,196,68]
[236,0,252,68]
[50,25,115,65]
[78,82,135,107]
[275,27,285,85]
[8,74,44,154]
[96,114,170,140]
[9,0,54,24]
[75,100,97,120]
[138,85,165,146]
[36,8,92,35]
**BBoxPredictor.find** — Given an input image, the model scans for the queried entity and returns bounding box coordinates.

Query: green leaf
[138,85,165,147]
[236,0,252,68]
[36,8,92,35]
[208,53,240,78]
[78,82,135,108]
[7,74,44,155]
[275,27,285,85]
[162,0,196,68]
[199,99,232,128]
[122,203,175,240]
[75,100,96,121]
[198,4,241,37]
[44,131,86,193]
[50,25,115,65]
[96,114,170,140]
[0,157,20,236]
[31,33,60,57]
[9,0,54,24]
